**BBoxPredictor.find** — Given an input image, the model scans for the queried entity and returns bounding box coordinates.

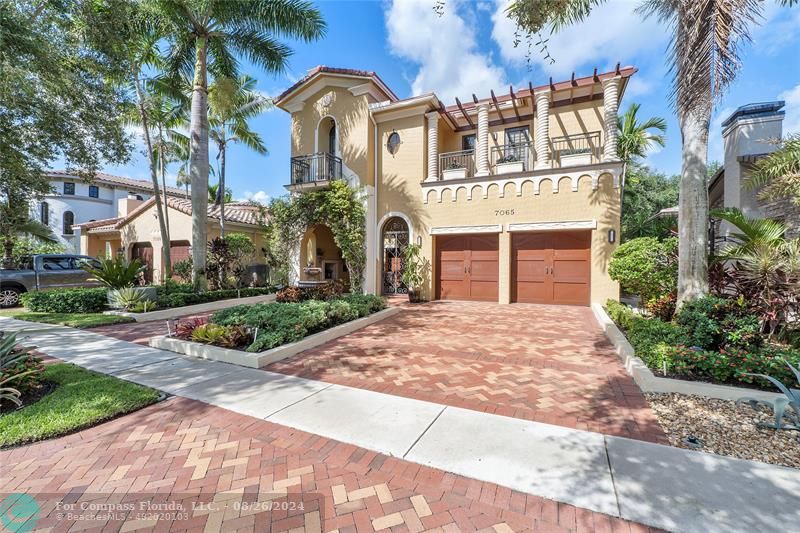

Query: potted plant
[401,243,424,303]
[442,160,467,180]
[495,153,524,174]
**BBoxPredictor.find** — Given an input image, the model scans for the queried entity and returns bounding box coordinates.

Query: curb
[105,293,276,322]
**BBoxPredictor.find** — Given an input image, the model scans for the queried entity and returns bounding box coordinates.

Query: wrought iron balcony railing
[551,132,601,158]
[490,141,534,173]
[290,152,343,185]
[438,149,475,179]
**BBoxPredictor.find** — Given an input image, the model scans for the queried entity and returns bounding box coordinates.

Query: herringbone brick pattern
[0,398,664,532]
[267,301,667,443]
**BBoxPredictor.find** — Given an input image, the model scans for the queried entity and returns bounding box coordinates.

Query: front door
[131,243,154,283]
[436,234,499,301]
[512,231,591,305]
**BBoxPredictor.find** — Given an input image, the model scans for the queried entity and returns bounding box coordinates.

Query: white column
[426,112,440,181]
[602,76,621,161]
[534,90,551,169]
[475,104,490,177]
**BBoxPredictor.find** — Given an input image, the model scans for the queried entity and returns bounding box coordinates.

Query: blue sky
[102,0,800,203]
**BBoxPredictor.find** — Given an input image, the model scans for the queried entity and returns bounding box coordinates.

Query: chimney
[117,195,144,217]
[720,101,785,218]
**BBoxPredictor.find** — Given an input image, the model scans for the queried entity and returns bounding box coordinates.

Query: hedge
[151,286,275,311]
[212,294,386,352]
[21,288,108,313]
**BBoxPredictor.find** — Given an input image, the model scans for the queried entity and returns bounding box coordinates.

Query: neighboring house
[709,101,799,239]
[275,65,632,305]
[74,197,267,285]
[33,170,188,254]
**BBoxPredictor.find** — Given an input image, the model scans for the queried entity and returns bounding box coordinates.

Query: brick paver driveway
[1,397,663,532]
[267,301,666,444]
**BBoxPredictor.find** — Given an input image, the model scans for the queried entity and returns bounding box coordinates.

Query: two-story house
[276,65,634,305]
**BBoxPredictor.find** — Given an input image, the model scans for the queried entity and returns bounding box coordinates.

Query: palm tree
[152,0,326,289]
[505,0,797,307]
[746,133,800,205]
[617,103,666,191]
[208,183,232,203]
[209,75,270,237]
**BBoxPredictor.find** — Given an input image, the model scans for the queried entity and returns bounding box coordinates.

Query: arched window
[63,211,74,235]
[40,202,49,225]
[328,123,336,156]
[381,216,410,295]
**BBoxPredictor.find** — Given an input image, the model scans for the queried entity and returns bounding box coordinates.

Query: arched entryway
[300,224,348,287]
[381,216,410,295]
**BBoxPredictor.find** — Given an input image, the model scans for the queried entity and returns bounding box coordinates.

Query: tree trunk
[133,70,171,285]
[189,37,209,290]
[676,105,711,307]
[219,142,226,238]
[158,139,172,278]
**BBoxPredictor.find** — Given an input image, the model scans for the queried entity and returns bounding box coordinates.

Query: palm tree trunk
[219,142,226,238]
[189,37,210,290]
[133,69,171,285]
[158,140,172,278]
[677,105,711,307]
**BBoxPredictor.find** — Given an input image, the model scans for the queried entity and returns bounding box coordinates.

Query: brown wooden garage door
[512,231,590,305]
[436,234,499,301]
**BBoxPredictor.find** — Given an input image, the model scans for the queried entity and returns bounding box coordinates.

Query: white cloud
[385,0,507,101]
[491,0,669,78]
[779,84,800,134]
[240,190,270,204]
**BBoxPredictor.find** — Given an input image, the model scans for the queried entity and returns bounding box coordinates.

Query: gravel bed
[646,393,800,469]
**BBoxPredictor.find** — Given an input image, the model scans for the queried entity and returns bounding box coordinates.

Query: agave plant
[107,287,150,311]
[737,360,800,431]
[82,256,145,289]
[0,331,40,407]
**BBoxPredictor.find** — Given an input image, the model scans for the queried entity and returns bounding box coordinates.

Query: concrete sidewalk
[5,317,799,533]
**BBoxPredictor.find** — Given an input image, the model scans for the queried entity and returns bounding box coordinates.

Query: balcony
[490,141,534,174]
[287,152,343,191]
[439,149,475,180]
[551,132,602,167]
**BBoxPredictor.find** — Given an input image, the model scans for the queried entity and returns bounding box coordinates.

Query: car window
[75,257,100,269]
[42,257,73,270]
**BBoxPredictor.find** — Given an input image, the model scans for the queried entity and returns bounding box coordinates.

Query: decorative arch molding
[377,211,414,246]
[314,114,340,158]
[421,166,621,203]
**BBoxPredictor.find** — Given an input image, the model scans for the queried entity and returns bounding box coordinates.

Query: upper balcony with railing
[288,152,343,191]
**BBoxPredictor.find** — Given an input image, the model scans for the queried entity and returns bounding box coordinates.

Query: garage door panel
[470,259,498,281]
[469,281,498,301]
[553,282,590,306]
[440,280,470,300]
[440,259,466,281]
[552,258,588,282]
[512,231,590,306]
[436,235,498,301]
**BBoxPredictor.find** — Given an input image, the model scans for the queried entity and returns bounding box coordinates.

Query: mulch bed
[646,393,800,469]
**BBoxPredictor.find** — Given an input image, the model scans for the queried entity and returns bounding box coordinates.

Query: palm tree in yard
[208,183,232,203]
[209,75,270,237]
[150,0,326,289]
[505,0,797,307]
[617,103,666,191]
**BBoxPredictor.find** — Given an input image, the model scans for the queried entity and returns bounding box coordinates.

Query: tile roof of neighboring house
[46,170,187,197]
[275,66,399,104]
[114,196,264,230]
[73,216,123,230]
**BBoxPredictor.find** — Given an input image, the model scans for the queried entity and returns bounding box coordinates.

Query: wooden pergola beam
[509,86,521,120]
[454,97,474,129]
[490,90,506,124]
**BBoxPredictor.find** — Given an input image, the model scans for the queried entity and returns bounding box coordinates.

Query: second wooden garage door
[436,234,498,301]
[512,231,591,305]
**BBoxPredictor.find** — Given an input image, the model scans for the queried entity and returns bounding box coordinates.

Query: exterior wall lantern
[417,236,422,246]
[608,228,616,244]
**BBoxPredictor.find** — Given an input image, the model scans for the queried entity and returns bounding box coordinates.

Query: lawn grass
[2,312,134,328]
[0,363,160,448]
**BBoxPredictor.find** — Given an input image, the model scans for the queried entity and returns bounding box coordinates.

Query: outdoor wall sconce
[417,236,422,246]
[608,229,616,244]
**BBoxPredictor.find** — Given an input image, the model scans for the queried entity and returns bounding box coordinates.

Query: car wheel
[0,287,22,308]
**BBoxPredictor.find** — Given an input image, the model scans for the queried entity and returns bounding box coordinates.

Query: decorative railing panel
[290,152,343,185]
[490,141,534,173]
[550,132,601,158]
[439,149,475,179]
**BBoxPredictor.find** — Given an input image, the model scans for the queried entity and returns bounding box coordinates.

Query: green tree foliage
[609,236,678,303]
[747,134,800,205]
[621,165,679,241]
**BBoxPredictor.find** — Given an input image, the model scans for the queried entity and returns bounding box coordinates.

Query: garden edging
[149,306,401,368]
[591,303,781,402]
[106,294,276,322]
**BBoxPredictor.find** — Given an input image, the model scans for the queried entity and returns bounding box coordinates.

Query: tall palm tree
[208,183,232,203]
[151,0,326,289]
[505,0,797,306]
[209,75,270,237]
[746,133,800,205]
[617,103,666,191]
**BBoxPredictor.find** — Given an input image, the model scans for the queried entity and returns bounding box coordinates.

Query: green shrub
[608,237,678,303]
[605,299,687,370]
[108,287,153,310]
[645,293,676,321]
[22,288,108,313]
[670,344,800,387]
[675,295,761,351]
[82,256,145,289]
[171,260,192,283]
[152,286,274,310]
[212,295,386,352]
[1,332,44,406]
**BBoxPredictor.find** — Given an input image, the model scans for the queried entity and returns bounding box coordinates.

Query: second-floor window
[63,211,74,235]
[40,202,49,226]
[462,134,476,152]
[504,126,531,163]
[89,185,99,198]
[63,182,75,195]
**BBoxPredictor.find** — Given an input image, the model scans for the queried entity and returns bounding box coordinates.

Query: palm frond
[221,0,326,41]
[712,207,787,258]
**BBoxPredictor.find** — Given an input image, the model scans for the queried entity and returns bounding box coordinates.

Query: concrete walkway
[4,317,800,533]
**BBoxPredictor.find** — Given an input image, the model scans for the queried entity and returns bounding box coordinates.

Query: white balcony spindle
[534,90,551,169]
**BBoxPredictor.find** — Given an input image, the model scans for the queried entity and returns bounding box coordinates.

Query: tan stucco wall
[299,224,348,284]
[290,83,373,186]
